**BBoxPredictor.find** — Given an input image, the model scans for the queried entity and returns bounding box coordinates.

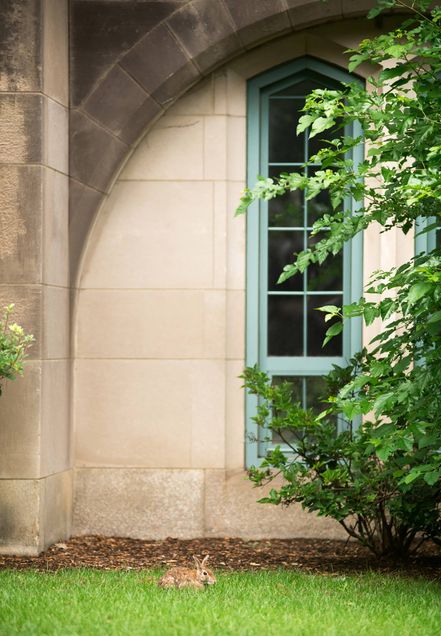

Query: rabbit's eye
[203,571,208,576]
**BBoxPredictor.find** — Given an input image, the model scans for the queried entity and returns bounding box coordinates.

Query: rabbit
[158,555,216,589]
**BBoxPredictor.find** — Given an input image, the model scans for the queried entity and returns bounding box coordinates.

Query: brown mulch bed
[1,536,441,580]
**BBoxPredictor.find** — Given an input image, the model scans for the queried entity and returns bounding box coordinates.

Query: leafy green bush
[239,0,441,557]
[0,304,34,396]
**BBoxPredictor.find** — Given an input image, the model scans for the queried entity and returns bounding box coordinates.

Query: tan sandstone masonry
[0,0,71,555]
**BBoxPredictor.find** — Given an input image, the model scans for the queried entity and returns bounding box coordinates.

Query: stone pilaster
[0,0,71,555]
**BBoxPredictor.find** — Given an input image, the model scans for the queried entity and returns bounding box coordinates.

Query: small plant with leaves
[238,0,441,557]
[0,304,34,396]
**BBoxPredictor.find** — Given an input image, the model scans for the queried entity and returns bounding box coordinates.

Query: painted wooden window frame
[245,57,364,467]
[415,217,439,255]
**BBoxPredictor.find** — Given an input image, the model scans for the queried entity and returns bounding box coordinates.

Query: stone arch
[69,0,379,285]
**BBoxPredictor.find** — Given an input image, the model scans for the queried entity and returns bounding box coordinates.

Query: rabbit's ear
[193,556,202,569]
[201,555,209,567]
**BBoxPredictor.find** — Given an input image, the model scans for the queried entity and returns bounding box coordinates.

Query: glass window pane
[268,231,304,292]
[307,232,343,292]
[273,79,322,98]
[307,294,343,356]
[268,296,303,356]
[269,99,305,163]
[268,166,304,227]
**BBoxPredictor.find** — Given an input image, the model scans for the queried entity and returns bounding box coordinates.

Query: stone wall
[0,0,71,555]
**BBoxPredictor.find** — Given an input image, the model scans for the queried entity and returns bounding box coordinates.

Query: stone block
[44,97,69,174]
[70,0,180,106]
[79,180,213,289]
[0,165,42,284]
[121,114,204,180]
[69,109,128,192]
[189,361,226,469]
[74,359,226,469]
[0,94,43,164]
[167,0,243,74]
[41,470,72,548]
[227,116,246,181]
[40,360,71,476]
[43,168,69,287]
[0,0,42,92]
[42,286,70,360]
[213,181,227,289]
[204,116,227,180]
[68,179,104,287]
[0,479,41,555]
[73,468,204,539]
[204,470,347,539]
[43,0,69,106]
[227,291,245,360]
[225,361,246,471]
[227,181,246,291]
[167,77,214,116]
[83,65,161,144]
[76,289,225,359]
[74,360,194,468]
[0,360,41,479]
[342,0,377,18]
[285,0,343,27]
[224,0,291,48]
[121,22,200,106]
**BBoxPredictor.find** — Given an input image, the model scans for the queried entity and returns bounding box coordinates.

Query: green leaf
[408,282,432,305]
[424,471,440,486]
[428,310,441,324]
[316,305,340,314]
[310,117,335,139]
[297,114,315,134]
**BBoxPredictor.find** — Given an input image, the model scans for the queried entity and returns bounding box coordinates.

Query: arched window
[246,57,363,466]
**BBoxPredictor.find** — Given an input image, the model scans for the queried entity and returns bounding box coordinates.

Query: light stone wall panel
[42,286,70,360]
[40,360,71,476]
[0,361,42,479]
[120,115,204,181]
[225,360,246,471]
[43,168,69,287]
[75,359,228,468]
[0,479,41,555]
[77,289,225,360]
[80,180,214,290]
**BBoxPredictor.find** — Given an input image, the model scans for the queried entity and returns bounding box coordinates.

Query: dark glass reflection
[268,296,303,356]
[268,231,304,291]
[273,79,323,98]
[269,99,304,163]
[307,232,343,292]
[268,167,304,227]
[307,294,343,356]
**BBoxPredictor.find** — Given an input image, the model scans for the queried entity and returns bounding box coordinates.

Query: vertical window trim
[245,57,364,467]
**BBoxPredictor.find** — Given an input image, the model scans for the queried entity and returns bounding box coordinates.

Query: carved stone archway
[69,0,376,284]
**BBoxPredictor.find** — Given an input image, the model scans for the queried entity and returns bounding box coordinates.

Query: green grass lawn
[0,569,440,636]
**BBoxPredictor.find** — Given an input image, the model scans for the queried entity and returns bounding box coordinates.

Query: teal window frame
[245,57,364,467]
[415,217,440,255]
